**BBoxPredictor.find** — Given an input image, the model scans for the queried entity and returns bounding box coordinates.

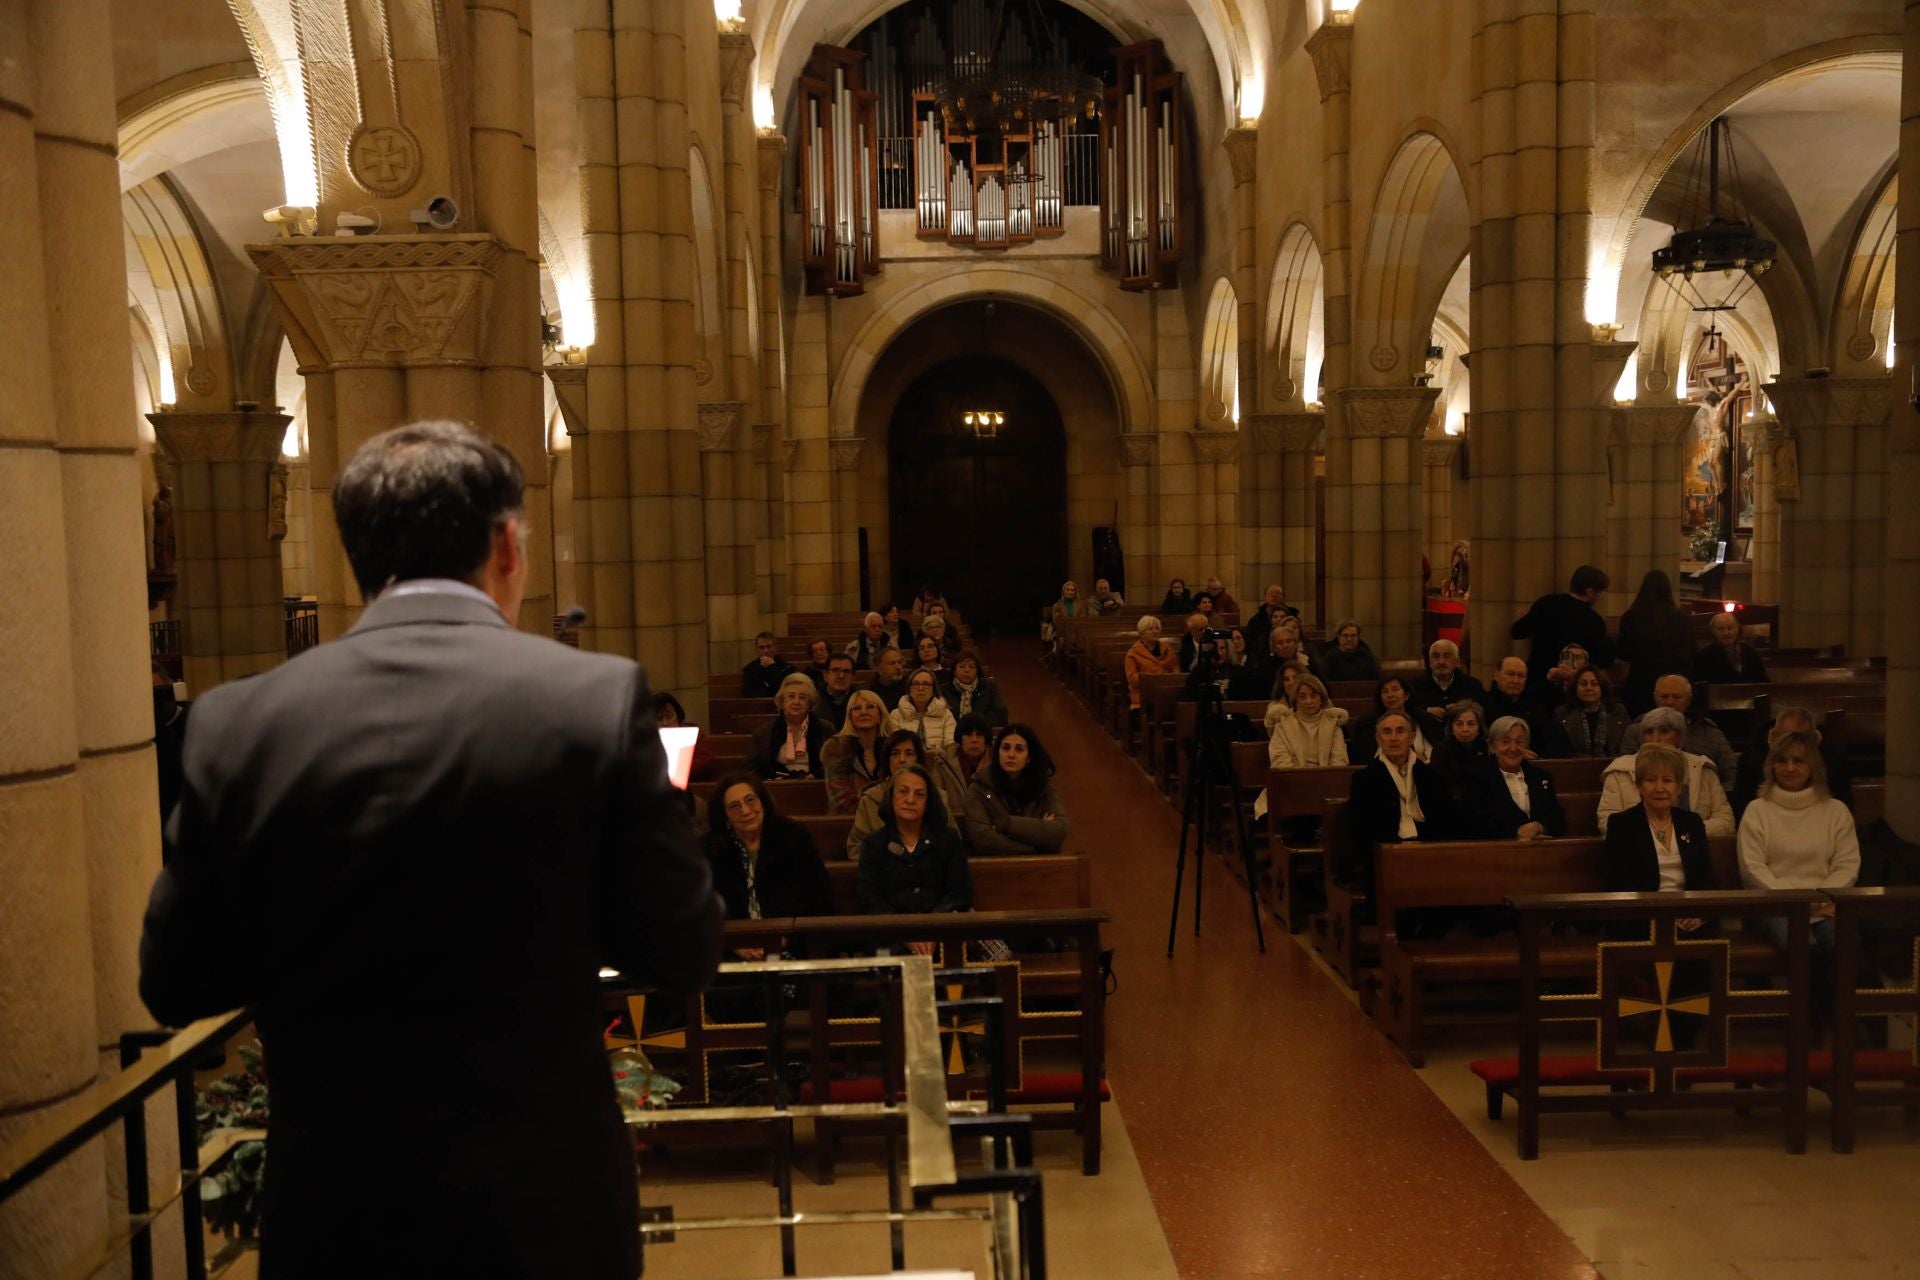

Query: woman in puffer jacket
[960,723,1071,855]
[1253,675,1349,820]
[887,667,957,754]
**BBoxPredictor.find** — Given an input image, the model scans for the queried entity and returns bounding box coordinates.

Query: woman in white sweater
[1738,730,1859,949]
[888,668,957,753]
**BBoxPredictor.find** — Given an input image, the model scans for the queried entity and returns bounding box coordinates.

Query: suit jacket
[1466,759,1566,839]
[1345,757,1452,887]
[1603,804,1717,893]
[1407,672,1488,727]
[1693,642,1768,685]
[705,814,835,919]
[740,656,796,698]
[138,588,723,1280]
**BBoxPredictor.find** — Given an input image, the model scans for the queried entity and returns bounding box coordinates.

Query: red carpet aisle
[981,640,1597,1280]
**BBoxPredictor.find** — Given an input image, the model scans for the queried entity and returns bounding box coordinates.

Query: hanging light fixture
[961,409,1007,438]
[932,0,1102,140]
[1651,117,1776,317]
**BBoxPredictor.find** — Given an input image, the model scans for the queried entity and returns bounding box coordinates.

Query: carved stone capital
[1589,339,1637,410]
[248,234,505,371]
[751,422,773,458]
[1330,386,1440,439]
[756,135,788,194]
[1222,126,1258,186]
[149,409,293,464]
[718,32,756,109]
[779,438,798,470]
[697,401,746,452]
[545,364,589,437]
[1744,413,1790,447]
[1189,429,1239,463]
[1120,433,1157,467]
[828,436,863,471]
[1608,404,1698,447]
[1246,411,1325,454]
[1304,23,1353,103]
[1422,437,1462,467]
[1762,375,1892,431]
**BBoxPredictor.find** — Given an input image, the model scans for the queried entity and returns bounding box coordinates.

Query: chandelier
[1651,117,1776,316]
[932,0,1102,139]
[961,409,1006,437]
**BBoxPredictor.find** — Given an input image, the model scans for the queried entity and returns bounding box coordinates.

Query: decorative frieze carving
[1422,438,1461,467]
[828,436,864,471]
[545,365,588,437]
[1223,126,1258,185]
[1189,429,1239,463]
[1608,404,1698,447]
[1119,434,1157,467]
[1304,22,1353,103]
[1247,411,1325,454]
[718,32,756,109]
[1332,386,1440,438]
[697,401,746,452]
[149,409,293,464]
[1763,376,1892,431]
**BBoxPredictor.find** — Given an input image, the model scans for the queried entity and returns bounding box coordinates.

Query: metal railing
[283,598,318,659]
[0,1009,256,1280]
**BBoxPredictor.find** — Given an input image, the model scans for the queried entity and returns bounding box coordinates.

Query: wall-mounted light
[961,410,1006,437]
[714,0,743,30]
[1328,0,1359,22]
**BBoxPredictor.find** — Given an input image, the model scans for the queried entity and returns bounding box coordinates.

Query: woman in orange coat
[1125,614,1180,711]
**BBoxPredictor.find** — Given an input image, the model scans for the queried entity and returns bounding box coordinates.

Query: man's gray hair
[1429,639,1460,658]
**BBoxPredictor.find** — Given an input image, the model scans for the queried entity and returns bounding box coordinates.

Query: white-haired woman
[1125,614,1179,711]
[1466,716,1565,840]
[1597,706,1732,837]
[747,671,834,780]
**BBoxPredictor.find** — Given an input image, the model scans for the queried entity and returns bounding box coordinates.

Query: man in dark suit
[139,421,723,1280]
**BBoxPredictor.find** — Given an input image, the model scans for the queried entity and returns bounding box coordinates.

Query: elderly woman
[1343,711,1452,894]
[889,667,956,753]
[822,688,891,812]
[704,772,835,919]
[1467,716,1566,840]
[1353,676,1432,763]
[1430,699,1489,809]
[961,723,1070,856]
[921,612,964,659]
[1319,619,1381,683]
[747,672,834,780]
[846,730,952,859]
[857,764,973,914]
[1555,666,1631,758]
[1604,742,1718,894]
[1125,615,1180,711]
[1738,730,1859,950]
[1265,674,1350,769]
[1597,706,1733,836]
[1694,612,1768,685]
[1261,624,1315,687]
[941,651,1008,727]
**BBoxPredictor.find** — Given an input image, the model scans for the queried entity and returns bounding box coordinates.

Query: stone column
[1119,433,1160,600]
[149,410,293,692]
[755,135,790,624]
[1763,376,1891,655]
[1225,124,1260,592]
[0,0,169,1270]
[786,293,836,612]
[1605,403,1694,589]
[1887,0,1920,839]
[1244,412,1323,625]
[1422,435,1463,582]
[829,436,865,607]
[698,400,752,668]
[1327,386,1438,658]
[1745,414,1787,604]
[1305,18,1353,630]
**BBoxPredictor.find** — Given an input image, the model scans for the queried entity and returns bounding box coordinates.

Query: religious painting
[1681,331,1751,553]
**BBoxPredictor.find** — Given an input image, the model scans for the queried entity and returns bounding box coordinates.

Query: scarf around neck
[1377,749,1425,838]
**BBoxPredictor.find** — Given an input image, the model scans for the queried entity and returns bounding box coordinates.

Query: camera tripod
[1165,652,1266,956]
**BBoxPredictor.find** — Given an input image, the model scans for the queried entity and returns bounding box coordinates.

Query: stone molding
[546,364,588,437]
[718,33,756,109]
[828,436,863,471]
[1330,386,1440,439]
[1303,23,1353,103]
[1743,413,1790,446]
[779,439,798,470]
[697,401,746,452]
[1119,434,1157,467]
[751,422,773,458]
[1763,376,1892,430]
[1608,404,1698,447]
[1589,340,1637,410]
[1222,126,1258,185]
[1422,438,1462,467]
[757,134,788,194]
[248,233,504,371]
[149,409,293,464]
[1246,411,1324,453]
[1189,429,1239,463]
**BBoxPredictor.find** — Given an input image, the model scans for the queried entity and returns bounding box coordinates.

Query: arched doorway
[887,356,1067,634]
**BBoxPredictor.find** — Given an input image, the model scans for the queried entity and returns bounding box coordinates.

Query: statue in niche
[1774,436,1801,502]
[151,481,176,577]
[1445,540,1471,599]
[268,464,290,542]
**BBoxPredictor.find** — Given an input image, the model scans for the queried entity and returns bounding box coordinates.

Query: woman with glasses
[704,771,835,920]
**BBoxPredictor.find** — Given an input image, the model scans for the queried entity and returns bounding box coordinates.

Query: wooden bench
[693,777,833,815]
[823,851,1092,913]
[1255,760,1360,932]
[708,732,751,764]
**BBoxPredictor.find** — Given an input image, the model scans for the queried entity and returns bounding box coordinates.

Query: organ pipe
[1102,41,1181,289]
[797,45,881,295]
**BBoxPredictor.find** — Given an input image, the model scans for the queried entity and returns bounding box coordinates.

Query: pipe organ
[1099,42,1181,290]
[797,45,880,296]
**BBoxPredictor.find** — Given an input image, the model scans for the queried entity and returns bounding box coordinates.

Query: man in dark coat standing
[1510,564,1613,700]
[139,421,724,1280]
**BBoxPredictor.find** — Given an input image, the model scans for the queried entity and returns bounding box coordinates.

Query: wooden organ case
[797,45,881,296]
[1100,41,1181,290]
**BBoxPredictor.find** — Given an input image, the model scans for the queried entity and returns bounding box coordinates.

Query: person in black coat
[740,631,796,697]
[1483,655,1567,758]
[748,673,835,779]
[704,772,835,919]
[1616,569,1696,714]
[1407,639,1487,731]
[1693,612,1768,685]
[1160,577,1197,614]
[1344,711,1453,891]
[138,421,722,1280]
[940,651,1010,727]
[857,764,973,914]
[1604,742,1719,962]
[1467,716,1566,839]
[1319,619,1381,683]
[1510,564,1613,700]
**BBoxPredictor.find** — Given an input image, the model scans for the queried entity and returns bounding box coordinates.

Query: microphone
[561,605,588,630]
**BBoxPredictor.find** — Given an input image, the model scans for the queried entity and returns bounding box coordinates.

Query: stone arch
[1352,131,1469,386]
[1198,276,1239,426]
[689,144,725,388]
[117,66,275,191]
[1830,171,1898,376]
[122,175,232,406]
[829,267,1155,439]
[1264,221,1324,409]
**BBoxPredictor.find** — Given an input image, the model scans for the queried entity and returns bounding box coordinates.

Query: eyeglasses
[725,795,763,814]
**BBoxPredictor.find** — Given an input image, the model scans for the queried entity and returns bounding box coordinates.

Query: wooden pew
[1140,674,1188,787]
[823,852,1093,913]
[692,777,833,816]
[710,695,774,732]
[708,733,751,765]
[1256,761,1360,932]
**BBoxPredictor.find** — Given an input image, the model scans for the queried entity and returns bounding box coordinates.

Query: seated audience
[1161,577,1197,614]
[846,730,945,858]
[1260,624,1317,686]
[1732,707,1853,818]
[1089,577,1126,615]
[654,691,716,784]
[872,647,910,708]
[1597,706,1733,836]
[747,673,834,780]
[857,765,973,914]
[889,667,956,752]
[1554,666,1629,758]
[1617,673,1738,784]
[813,652,857,729]
[1198,576,1239,616]
[1051,580,1081,623]
[1250,584,1301,642]
[704,772,834,919]
[1604,743,1720,949]
[1483,655,1565,758]
[822,689,890,812]
[1195,594,1217,620]
[740,630,796,698]
[1184,633,1260,701]
[922,611,963,658]
[1177,612,1210,672]
[847,612,890,669]
[1354,676,1433,762]
[1319,619,1380,683]
[1738,730,1859,950]
[930,713,995,807]
[961,723,1070,855]
[941,651,1008,726]
[803,637,832,675]
[1429,700,1488,810]
[1545,643,1590,699]
[1344,711,1452,892]
[1125,616,1181,711]
[1467,717,1565,840]
[1265,674,1350,769]
[1408,639,1487,731]
[913,585,947,617]
[913,634,946,674]
[879,602,916,651]
[1694,611,1768,685]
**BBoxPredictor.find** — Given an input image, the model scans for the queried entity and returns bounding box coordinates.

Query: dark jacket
[1183,659,1267,703]
[1161,588,1197,613]
[1407,671,1487,727]
[740,656,796,698]
[1693,642,1768,685]
[1554,700,1632,758]
[747,714,835,779]
[1617,604,1695,713]
[848,631,901,670]
[857,825,973,913]
[1482,688,1566,758]
[1252,601,1301,639]
[1344,756,1453,888]
[814,685,853,731]
[940,675,1010,727]
[1603,804,1717,893]
[1430,735,1488,810]
[1319,643,1380,683]
[873,676,909,708]
[960,775,1071,855]
[1466,759,1567,839]
[705,814,835,919]
[1511,592,1613,696]
[138,589,722,1280]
